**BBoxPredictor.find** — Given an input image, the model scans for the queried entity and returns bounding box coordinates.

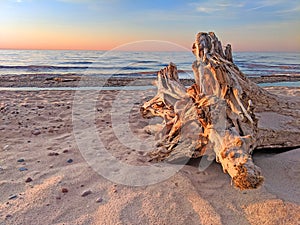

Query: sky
[0,0,299,51]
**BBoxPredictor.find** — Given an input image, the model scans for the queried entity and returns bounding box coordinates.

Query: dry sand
[0,86,299,225]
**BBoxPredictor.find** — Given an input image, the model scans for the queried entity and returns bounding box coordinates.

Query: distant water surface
[0,50,299,80]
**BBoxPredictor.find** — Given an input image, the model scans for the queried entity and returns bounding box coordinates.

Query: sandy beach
[1,0,300,223]
[0,81,299,225]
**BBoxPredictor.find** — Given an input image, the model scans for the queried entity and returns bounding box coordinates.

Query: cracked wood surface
[140,32,300,189]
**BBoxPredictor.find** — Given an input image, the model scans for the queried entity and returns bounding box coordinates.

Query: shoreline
[0,73,300,88]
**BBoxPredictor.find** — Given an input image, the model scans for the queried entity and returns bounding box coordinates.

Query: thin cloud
[56,0,117,4]
[196,6,222,13]
[192,1,245,14]
[246,0,285,11]
[246,0,300,21]
[275,5,300,14]
[9,0,25,2]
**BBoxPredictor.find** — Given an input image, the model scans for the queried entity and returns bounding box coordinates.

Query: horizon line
[1,47,300,53]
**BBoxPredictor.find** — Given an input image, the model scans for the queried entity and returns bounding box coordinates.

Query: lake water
[0,50,299,81]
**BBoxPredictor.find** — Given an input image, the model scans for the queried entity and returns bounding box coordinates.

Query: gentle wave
[59,61,93,65]
[0,65,89,70]
[0,86,156,91]
[0,65,155,71]
[133,60,161,63]
[239,63,300,69]
[0,50,299,78]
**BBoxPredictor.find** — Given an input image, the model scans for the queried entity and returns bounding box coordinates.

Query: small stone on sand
[111,184,118,193]
[25,177,33,183]
[61,188,69,193]
[8,194,17,200]
[96,197,103,203]
[81,190,92,197]
[48,152,59,156]
[32,129,41,135]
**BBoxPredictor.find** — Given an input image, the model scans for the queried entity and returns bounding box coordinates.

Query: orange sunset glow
[0,0,300,51]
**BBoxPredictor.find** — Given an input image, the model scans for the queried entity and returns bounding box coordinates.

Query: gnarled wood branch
[140,32,300,190]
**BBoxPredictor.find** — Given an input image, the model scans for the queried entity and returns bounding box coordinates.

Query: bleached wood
[140,32,300,189]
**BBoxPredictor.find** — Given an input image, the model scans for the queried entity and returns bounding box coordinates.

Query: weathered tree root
[140,32,299,190]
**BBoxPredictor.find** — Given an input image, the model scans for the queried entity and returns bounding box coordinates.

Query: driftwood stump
[140,32,300,190]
